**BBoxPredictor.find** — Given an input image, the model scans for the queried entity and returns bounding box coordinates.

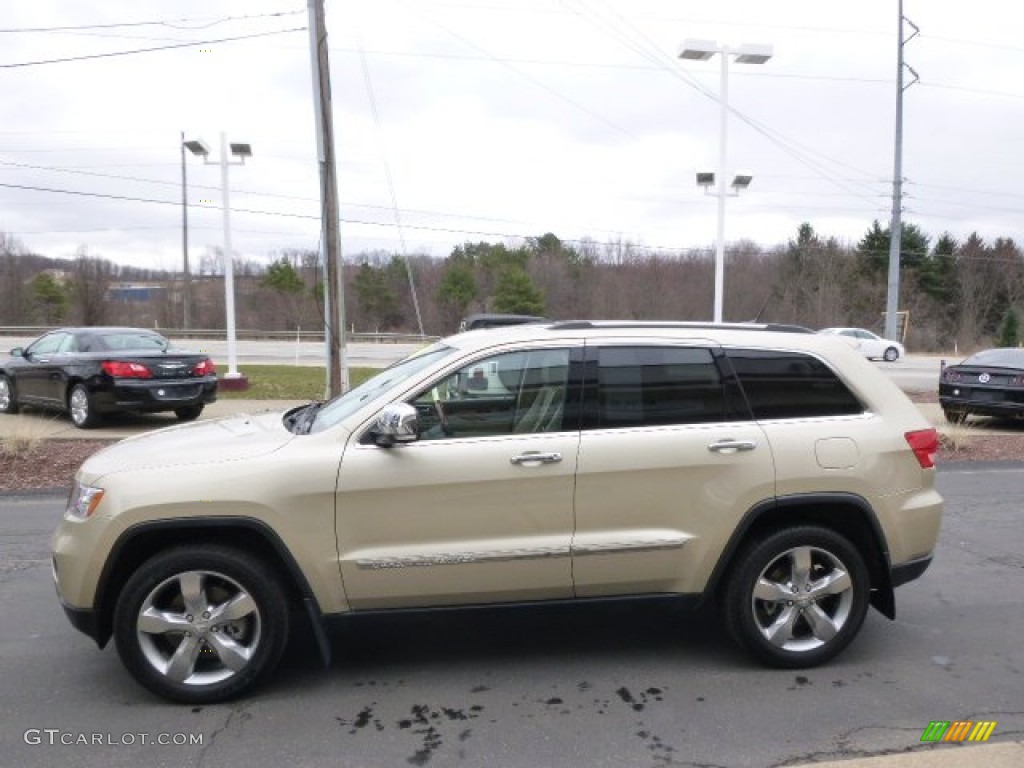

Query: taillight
[942,369,961,382]
[905,428,939,469]
[101,360,152,379]
[193,358,216,376]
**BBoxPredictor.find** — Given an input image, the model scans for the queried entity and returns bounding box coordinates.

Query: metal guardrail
[0,326,439,344]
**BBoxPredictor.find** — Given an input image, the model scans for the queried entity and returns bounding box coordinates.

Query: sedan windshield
[307,343,457,433]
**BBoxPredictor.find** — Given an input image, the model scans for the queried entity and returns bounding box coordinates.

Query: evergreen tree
[493,267,544,315]
[30,272,68,324]
[261,258,304,295]
[998,306,1020,348]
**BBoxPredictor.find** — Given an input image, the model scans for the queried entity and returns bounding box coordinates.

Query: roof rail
[547,320,813,334]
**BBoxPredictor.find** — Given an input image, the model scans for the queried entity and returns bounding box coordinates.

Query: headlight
[65,482,105,521]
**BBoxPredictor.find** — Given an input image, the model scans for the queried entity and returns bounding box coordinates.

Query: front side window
[594,346,740,428]
[27,333,68,356]
[727,348,864,420]
[410,348,571,440]
[308,344,458,433]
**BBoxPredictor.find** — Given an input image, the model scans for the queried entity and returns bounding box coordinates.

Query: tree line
[2,221,1021,352]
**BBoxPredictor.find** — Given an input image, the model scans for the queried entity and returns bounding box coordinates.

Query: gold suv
[52,322,943,703]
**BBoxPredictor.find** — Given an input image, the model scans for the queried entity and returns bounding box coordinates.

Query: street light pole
[184,134,251,389]
[714,49,729,324]
[180,130,191,330]
[218,131,241,383]
[679,40,772,323]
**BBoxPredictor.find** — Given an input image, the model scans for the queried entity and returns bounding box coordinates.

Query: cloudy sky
[2,0,1023,272]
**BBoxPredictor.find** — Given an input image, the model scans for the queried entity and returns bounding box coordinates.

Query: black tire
[0,374,18,414]
[174,405,204,422]
[723,526,870,669]
[883,346,899,362]
[113,545,290,704]
[943,408,967,425]
[68,383,100,429]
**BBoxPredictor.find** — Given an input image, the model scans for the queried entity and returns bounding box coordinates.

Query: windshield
[307,343,457,433]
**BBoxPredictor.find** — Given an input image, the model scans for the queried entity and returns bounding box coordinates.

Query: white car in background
[819,327,905,361]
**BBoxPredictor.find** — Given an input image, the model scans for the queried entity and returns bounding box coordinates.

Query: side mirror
[371,403,420,447]
[10,347,24,358]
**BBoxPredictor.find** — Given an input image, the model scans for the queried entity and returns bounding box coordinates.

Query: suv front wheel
[723,526,870,668]
[113,545,290,704]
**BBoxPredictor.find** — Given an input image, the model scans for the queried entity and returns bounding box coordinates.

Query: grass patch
[215,365,377,400]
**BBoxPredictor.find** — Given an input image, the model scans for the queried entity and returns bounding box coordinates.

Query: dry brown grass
[938,421,977,455]
[0,417,51,458]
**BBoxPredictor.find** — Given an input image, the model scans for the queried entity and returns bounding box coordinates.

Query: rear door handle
[707,439,757,454]
[510,451,563,465]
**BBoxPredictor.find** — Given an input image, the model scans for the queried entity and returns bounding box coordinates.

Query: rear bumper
[92,378,217,413]
[891,554,933,588]
[939,385,1024,418]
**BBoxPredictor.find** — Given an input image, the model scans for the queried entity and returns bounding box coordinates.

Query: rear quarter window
[727,348,864,420]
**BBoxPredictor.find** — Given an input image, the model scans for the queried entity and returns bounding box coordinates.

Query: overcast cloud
[2,0,1023,271]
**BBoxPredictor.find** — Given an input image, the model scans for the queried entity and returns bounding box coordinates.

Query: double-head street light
[185,132,252,389]
[679,39,772,323]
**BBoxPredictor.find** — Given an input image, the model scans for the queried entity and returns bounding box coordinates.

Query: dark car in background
[458,313,548,332]
[0,327,217,428]
[939,347,1024,423]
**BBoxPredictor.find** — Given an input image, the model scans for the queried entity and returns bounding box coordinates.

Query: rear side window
[727,348,863,420]
[595,346,742,427]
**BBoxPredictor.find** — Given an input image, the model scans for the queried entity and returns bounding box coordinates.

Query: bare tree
[70,248,116,325]
[0,233,31,325]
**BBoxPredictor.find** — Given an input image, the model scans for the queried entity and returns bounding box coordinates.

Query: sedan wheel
[68,384,99,429]
[724,526,869,668]
[0,375,18,414]
[113,546,289,704]
[883,346,899,362]
[174,405,204,422]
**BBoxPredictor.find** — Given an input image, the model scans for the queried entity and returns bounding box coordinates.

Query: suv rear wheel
[723,526,870,668]
[113,545,289,704]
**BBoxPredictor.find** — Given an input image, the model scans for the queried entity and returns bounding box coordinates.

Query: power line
[0,27,305,68]
[0,10,304,34]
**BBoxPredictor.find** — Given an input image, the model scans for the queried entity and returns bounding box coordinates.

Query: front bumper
[61,602,107,647]
[891,553,933,587]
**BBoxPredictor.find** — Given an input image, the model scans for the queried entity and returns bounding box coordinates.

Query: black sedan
[939,347,1024,423]
[0,327,217,429]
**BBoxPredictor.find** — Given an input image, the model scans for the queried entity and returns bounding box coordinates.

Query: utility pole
[308,0,347,397]
[180,130,191,330]
[885,0,919,342]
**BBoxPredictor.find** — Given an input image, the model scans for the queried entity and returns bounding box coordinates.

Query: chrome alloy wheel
[0,377,10,411]
[750,545,854,652]
[69,387,90,427]
[136,570,262,687]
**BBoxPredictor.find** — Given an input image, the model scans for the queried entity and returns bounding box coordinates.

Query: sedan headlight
[65,482,105,521]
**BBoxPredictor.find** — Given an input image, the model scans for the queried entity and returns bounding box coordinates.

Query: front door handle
[707,439,757,454]
[510,451,563,465]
